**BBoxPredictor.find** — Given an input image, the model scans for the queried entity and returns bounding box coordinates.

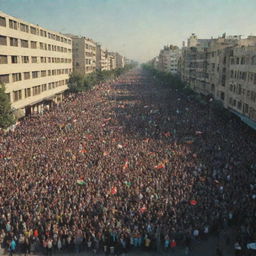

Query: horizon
[1,0,256,63]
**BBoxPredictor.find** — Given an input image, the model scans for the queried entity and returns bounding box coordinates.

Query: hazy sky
[1,0,256,62]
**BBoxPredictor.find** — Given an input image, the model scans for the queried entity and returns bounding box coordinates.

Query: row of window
[229,84,256,102]
[230,70,256,84]
[0,69,72,84]
[0,16,71,45]
[0,35,72,53]
[11,80,68,102]
[230,56,256,65]
[228,98,256,120]
[0,55,72,64]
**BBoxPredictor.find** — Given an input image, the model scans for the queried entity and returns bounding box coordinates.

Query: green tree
[67,73,86,93]
[0,83,15,129]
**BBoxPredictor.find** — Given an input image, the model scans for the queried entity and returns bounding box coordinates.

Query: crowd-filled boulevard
[0,68,256,255]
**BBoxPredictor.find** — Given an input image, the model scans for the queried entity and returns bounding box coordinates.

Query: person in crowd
[0,69,255,255]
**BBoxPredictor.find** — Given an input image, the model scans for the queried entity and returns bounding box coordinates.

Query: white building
[158,45,180,74]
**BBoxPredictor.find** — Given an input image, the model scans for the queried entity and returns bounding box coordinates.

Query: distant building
[158,45,180,74]
[115,52,125,69]
[0,11,72,117]
[66,34,96,75]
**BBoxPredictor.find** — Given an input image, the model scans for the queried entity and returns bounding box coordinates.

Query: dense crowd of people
[0,69,255,255]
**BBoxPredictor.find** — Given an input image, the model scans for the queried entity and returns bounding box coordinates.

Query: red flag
[139,205,147,213]
[111,187,117,195]
[123,160,128,170]
[154,163,165,169]
[190,200,198,206]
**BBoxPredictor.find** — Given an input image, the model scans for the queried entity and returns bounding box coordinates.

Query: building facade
[158,45,180,74]
[179,33,256,129]
[67,34,96,75]
[0,11,72,117]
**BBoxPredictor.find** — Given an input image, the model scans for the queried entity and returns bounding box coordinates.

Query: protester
[0,69,255,255]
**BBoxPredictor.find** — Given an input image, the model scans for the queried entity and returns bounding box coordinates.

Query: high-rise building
[158,45,180,74]
[66,34,96,75]
[0,11,72,117]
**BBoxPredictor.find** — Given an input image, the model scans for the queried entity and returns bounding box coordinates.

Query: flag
[190,200,198,206]
[163,132,171,137]
[195,131,203,135]
[124,181,131,187]
[154,163,165,169]
[123,160,128,170]
[111,186,117,195]
[77,179,86,185]
[139,205,147,213]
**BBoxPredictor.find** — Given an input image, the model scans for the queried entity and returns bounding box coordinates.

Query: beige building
[108,52,117,70]
[0,11,72,117]
[179,33,256,129]
[96,44,108,71]
[158,45,180,74]
[66,34,96,75]
[115,52,125,69]
[227,42,256,123]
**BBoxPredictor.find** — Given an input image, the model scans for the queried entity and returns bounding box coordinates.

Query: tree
[67,73,86,93]
[0,83,15,129]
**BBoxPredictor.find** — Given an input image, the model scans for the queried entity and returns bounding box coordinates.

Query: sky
[1,0,256,63]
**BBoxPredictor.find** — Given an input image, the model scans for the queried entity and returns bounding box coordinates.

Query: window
[13,90,22,101]
[0,74,9,84]
[41,84,47,92]
[48,57,51,63]
[10,37,18,47]
[30,26,36,34]
[31,57,37,63]
[9,19,18,30]
[241,57,245,64]
[48,44,51,51]
[252,56,256,65]
[220,92,225,100]
[20,23,29,33]
[22,56,29,63]
[11,56,19,64]
[0,55,8,64]
[40,42,44,50]
[31,41,37,49]
[25,88,31,98]
[0,16,6,27]
[41,57,46,63]
[24,72,30,80]
[21,40,28,48]
[48,70,51,76]
[12,73,22,82]
[41,70,46,77]
[32,85,41,95]
[32,71,39,78]
[0,35,7,45]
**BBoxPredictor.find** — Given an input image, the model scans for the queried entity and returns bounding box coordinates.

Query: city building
[227,41,256,126]
[66,34,96,75]
[96,44,109,71]
[179,33,256,129]
[115,52,125,69]
[158,45,180,74]
[0,11,72,117]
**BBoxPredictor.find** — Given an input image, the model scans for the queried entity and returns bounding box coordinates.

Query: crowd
[0,69,256,256]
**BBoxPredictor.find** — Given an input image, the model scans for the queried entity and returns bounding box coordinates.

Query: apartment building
[115,52,125,69]
[179,33,256,129]
[158,45,180,74]
[0,11,72,117]
[66,34,96,75]
[227,43,256,124]
[108,52,117,70]
[96,44,107,71]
